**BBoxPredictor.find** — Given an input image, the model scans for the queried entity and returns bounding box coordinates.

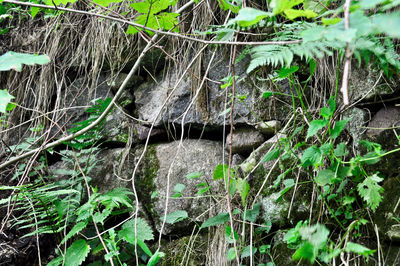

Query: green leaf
[306,119,328,140]
[271,0,303,15]
[243,203,260,223]
[186,171,203,179]
[241,245,257,258]
[276,65,299,78]
[165,210,188,224]
[345,242,375,258]
[173,183,185,197]
[92,0,123,7]
[284,9,318,20]
[360,0,388,9]
[236,178,250,206]
[118,218,154,243]
[320,97,336,119]
[357,174,384,211]
[334,142,349,157]
[261,148,280,163]
[321,17,342,25]
[293,241,315,262]
[45,0,77,6]
[372,12,400,38]
[217,0,240,13]
[225,225,239,243]
[301,146,321,167]
[330,119,349,139]
[61,221,88,245]
[227,7,271,27]
[0,51,50,72]
[315,169,334,186]
[226,247,236,261]
[147,251,165,266]
[0,89,14,113]
[65,239,90,266]
[262,91,275,98]
[213,164,229,180]
[201,212,229,228]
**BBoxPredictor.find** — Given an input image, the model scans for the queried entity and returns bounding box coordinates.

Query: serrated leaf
[301,146,321,167]
[345,242,375,257]
[64,239,90,266]
[61,221,88,245]
[118,218,154,243]
[357,174,384,211]
[243,203,260,223]
[0,89,14,113]
[334,142,349,157]
[226,247,236,261]
[213,164,228,180]
[165,210,188,224]
[200,212,229,228]
[315,169,334,186]
[236,178,250,206]
[241,245,257,258]
[330,119,349,139]
[306,120,328,140]
[186,171,203,179]
[261,148,280,163]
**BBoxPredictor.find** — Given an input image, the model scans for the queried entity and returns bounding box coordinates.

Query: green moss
[137,145,160,220]
[116,133,129,143]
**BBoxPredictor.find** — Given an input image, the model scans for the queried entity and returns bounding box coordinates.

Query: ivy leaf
[0,89,14,114]
[357,174,384,211]
[201,212,229,228]
[301,146,321,167]
[165,210,188,224]
[64,239,90,266]
[0,51,50,72]
[227,7,271,27]
[344,242,376,258]
[306,120,328,140]
[330,119,349,139]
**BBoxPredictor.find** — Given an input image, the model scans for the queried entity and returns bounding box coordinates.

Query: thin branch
[2,0,302,46]
[340,0,352,106]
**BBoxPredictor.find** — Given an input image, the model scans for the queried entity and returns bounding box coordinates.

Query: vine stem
[227,34,240,265]
[1,0,301,46]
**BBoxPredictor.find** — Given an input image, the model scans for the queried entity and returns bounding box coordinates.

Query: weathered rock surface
[134,49,293,128]
[226,127,264,154]
[348,66,399,103]
[255,120,282,136]
[134,139,226,234]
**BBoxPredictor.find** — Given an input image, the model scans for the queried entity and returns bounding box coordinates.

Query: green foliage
[200,212,230,228]
[357,174,384,211]
[0,89,14,114]
[165,210,188,224]
[0,51,50,71]
[64,239,91,266]
[127,0,179,35]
